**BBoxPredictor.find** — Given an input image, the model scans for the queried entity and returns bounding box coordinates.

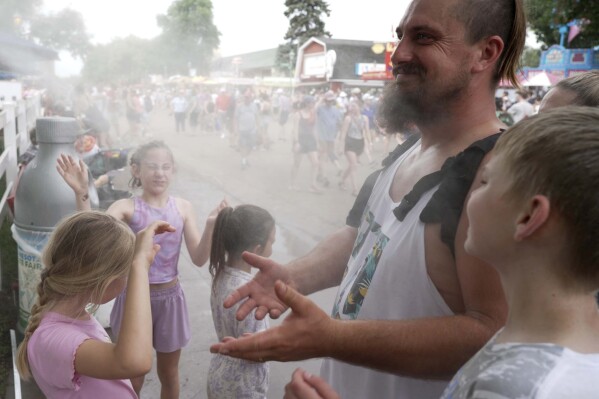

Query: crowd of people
[42,80,405,199]
[13,0,599,398]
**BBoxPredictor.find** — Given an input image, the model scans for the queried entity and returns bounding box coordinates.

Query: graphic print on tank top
[332,205,389,319]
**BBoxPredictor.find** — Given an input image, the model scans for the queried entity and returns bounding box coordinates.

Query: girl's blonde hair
[128,140,175,188]
[495,106,599,287]
[16,211,135,380]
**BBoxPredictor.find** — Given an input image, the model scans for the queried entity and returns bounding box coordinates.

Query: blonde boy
[442,106,599,398]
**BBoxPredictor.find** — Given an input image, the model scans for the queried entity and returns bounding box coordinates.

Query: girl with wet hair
[57,140,227,398]
[207,204,276,399]
[16,211,173,398]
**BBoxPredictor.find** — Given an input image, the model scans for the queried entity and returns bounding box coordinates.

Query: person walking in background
[141,90,154,137]
[207,204,276,399]
[125,88,143,139]
[171,90,188,134]
[316,91,342,187]
[507,90,534,123]
[235,91,260,169]
[57,141,227,399]
[289,96,321,193]
[258,92,273,150]
[339,102,370,196]
[16,211,174,398]
[188,88,201,135]
[277,90,292,141]
[215,88,231,138]
[106,85,123,139]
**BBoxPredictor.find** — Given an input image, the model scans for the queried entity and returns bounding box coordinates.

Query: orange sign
[385,42,397,80]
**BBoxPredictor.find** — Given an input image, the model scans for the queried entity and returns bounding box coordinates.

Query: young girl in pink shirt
[57,140,226,398]
[17,211,174,398]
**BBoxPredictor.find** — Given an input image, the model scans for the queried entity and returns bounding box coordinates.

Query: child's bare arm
[74,221,175,379]
[56,154,91,211]
[180,198,228,267]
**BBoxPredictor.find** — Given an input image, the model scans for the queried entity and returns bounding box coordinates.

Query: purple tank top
[129,196,185,284]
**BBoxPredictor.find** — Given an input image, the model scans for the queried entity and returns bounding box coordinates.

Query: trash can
[13,117,99,332]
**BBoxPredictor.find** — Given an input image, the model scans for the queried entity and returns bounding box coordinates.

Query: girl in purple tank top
[57,141,227,398]
[16,211,175,399]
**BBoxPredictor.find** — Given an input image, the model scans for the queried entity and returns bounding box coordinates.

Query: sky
[42,0,412,76]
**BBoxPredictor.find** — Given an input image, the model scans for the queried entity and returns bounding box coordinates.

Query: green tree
[0,0,41,34]
[29,8,91,59]
[276,0,332,74]
[156,0,220,75]
[521,46,542,67]
[526,0,599,48]
[82,36,157,84]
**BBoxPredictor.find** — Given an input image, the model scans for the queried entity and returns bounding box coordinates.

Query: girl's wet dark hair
[209,205,275,289]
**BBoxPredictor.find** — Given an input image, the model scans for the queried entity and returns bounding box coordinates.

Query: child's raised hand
[207,198,230,226]
[56,154,89,195]
[134,221,176,268]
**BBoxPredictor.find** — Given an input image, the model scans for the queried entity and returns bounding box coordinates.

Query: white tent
[522,72,563,87]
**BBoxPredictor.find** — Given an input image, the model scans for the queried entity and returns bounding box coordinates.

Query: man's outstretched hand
[212,281,335,362]
[223,252,292,320]
[284,368,341,399]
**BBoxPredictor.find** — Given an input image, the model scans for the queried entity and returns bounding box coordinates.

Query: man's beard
[377,65,471,134]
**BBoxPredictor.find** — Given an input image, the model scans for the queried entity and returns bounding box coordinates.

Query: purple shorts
[109,281,191,353]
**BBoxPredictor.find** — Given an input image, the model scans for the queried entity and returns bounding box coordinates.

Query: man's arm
[314,154,507,378]
[215,156,507,378]
[287,225,356,295]
[227,225,356,320]
[214,242,505,379]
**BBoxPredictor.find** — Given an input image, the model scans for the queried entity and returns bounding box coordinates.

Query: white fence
[0,96,39,287]
[0,95,39,399]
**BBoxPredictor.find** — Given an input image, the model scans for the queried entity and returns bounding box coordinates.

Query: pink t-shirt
[28,311,137,399]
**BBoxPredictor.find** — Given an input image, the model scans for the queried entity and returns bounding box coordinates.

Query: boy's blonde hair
[16,211,135,380]
[555,70,599,107]
[494,106,599,285]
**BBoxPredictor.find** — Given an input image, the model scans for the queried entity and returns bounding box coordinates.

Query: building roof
[213,48,278,74]
[301,37,387,82]
[0,32,58,76]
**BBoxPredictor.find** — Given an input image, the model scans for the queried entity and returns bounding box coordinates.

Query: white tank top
[321,142,454,399]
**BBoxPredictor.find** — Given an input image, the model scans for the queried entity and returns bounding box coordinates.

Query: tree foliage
[81,36,161,84]
[526,0,599,48]
[277,0,332,73]
[156,0,220,75]
[0,0,41,34]
[29,8,90,59]
[521,46,542,68]
[0,0,91,59]
[81,0,220,84]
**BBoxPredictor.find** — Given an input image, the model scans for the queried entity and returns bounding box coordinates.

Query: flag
[568,24,581,44]
[568,19,591,44]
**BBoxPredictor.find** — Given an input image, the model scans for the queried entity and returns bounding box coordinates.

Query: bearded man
[211,0,526,398]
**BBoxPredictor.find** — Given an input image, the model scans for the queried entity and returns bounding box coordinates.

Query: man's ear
[471,35,504,74]
[514,195,551,240]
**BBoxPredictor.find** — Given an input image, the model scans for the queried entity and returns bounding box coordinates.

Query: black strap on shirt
[419,132,501,256]
[346,133,420,227]
[346,131,502,258]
